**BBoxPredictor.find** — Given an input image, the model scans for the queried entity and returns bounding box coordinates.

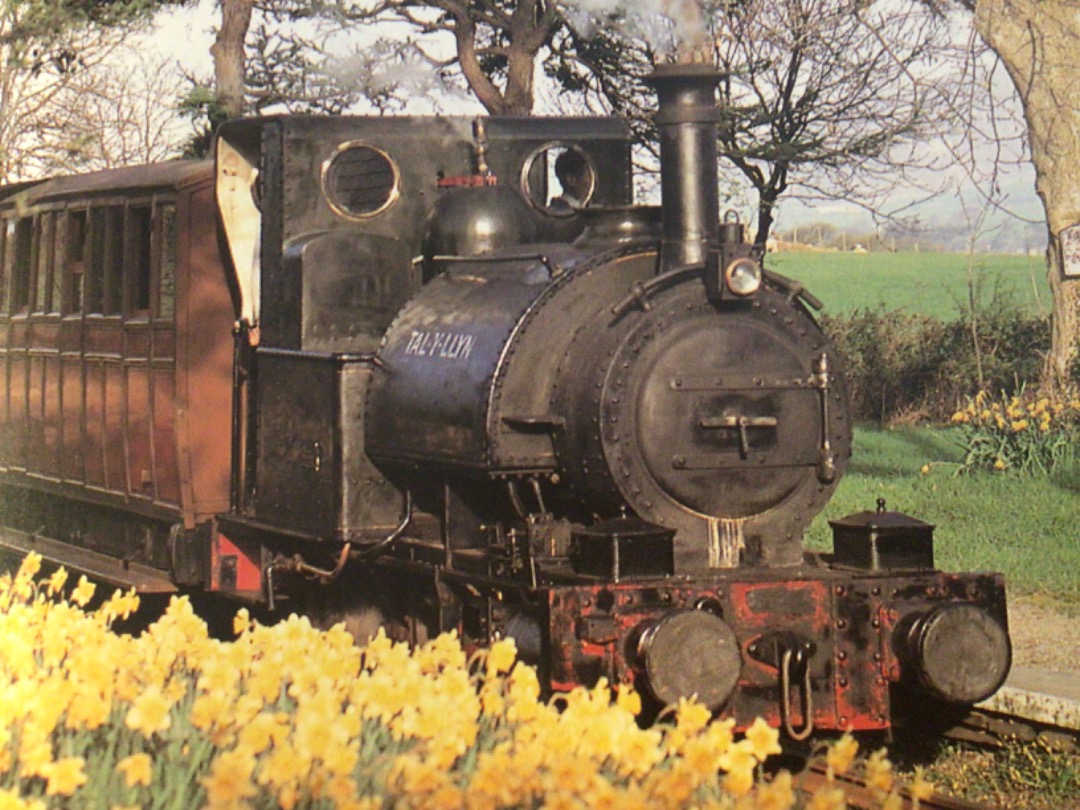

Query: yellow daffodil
[865,748,894,793]
[720,745,757,797]
[45,567,67,596]
[674,696,712,737]
[116,753,153,788]
[743,716,782,761]
[807,785,847,810]
[202,749,257,808]
[0,788,45,810]
[485,637,518,675]
[233,607,252,636]
[17,729,53,779]
[125,685,173,737]
[0,564,944,809]
[826,733,859,776]
[756,770,795,810]
[96,588,140,625]
[910,765,935,801]
[18,553,42,580]
[39,756,87,796]
[615,682,642,717]
[70,576,95,608]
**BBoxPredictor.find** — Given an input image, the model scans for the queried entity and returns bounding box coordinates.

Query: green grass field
[772,251,1075,605]
[805,426,1080,607]
[767,250,1052,320]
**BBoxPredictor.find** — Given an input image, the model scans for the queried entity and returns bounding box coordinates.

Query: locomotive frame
[0,65,1011,738]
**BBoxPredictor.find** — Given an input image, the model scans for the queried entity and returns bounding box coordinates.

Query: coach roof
[1,160,211,208]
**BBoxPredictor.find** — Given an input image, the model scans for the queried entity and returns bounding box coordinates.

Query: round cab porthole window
[322,143,400,219]
[521,144,596,216]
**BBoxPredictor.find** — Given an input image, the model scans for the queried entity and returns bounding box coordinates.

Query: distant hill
[771,217,1047,255]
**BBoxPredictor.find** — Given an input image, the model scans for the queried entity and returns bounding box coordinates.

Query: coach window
[64,209,87,314]
[86,209,104,313]
[10,218,33,314]
[156,204,176,320]
[0,218,7,313]
[0,221,5,312]
[126,204,152,317]
[102,206,124,315]
[49,214,64,312]
[33,213,52,312]
[33,212,57,314]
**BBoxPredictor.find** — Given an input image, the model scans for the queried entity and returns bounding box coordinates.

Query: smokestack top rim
[645,62,726,86]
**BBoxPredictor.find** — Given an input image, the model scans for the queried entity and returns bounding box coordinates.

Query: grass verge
[913,737,1080,810]
[767,250,1050,320]
[806,425,1080,607]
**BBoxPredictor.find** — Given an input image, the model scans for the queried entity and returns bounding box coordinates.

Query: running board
[0,527,178,594]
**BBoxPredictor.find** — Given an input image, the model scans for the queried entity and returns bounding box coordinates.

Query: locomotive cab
[213,114,635,551]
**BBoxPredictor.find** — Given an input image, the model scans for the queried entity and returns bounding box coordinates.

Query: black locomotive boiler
[0,64,1011,736]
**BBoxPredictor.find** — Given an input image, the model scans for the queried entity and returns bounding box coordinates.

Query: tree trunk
[974,0,1080,392]
[211,0,255,119]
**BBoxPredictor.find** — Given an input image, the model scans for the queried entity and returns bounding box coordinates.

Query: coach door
[17,196,178,510]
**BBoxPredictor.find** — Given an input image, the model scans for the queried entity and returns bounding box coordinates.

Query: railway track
[797,702,1079,809]
[948,705,1080,754]
[800,763,994,810]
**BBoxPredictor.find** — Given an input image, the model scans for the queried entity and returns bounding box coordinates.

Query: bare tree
[554,0,955,245]
[37,56,192,173]
[0,1,152,180]
[248,0,565,115]
[191,0,562,141]
[717,2,953,244]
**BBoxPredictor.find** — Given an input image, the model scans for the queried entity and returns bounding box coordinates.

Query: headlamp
[724,257,762,296]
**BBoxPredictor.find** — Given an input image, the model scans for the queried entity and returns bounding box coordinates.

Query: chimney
[646,64,722,277]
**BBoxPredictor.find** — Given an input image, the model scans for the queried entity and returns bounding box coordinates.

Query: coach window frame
[9,216,34,315]
[31,212,49,314]
[62,207,89,316]
[84,206,107,316]
[101,205,125,316]
[66,197,176,323]
[0,216,12,314]
[0,215,8,314]
[155,202,176,321]
[124,201,154,320]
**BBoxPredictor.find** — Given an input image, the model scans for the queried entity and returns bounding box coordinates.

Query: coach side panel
[174,177,234,526]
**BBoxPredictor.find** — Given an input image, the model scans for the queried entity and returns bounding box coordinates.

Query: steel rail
[799,763,994,810]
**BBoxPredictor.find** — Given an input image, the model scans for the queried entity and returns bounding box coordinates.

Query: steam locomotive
[0,64,1011,736]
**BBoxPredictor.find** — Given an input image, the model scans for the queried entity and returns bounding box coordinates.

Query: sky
[148,0,1046,253]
